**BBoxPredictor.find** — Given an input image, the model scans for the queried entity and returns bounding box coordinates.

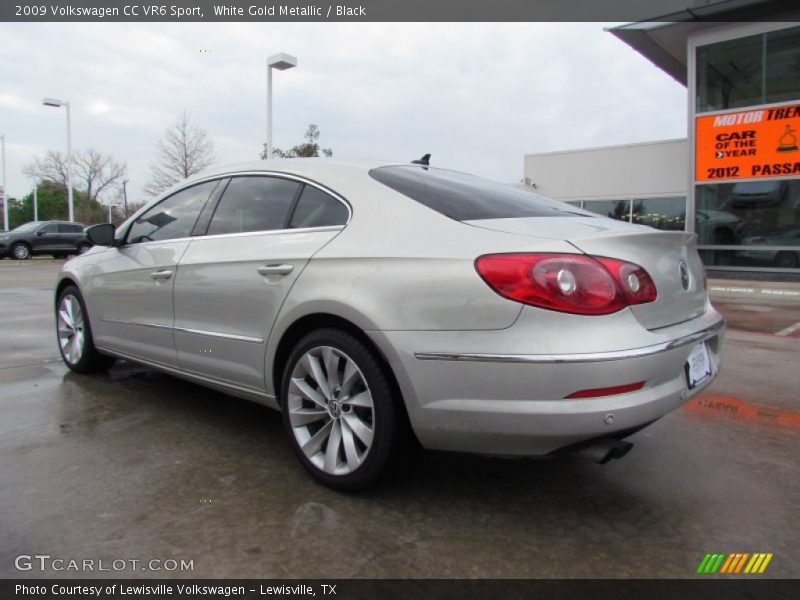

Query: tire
[56,285,116,374]
[77,243,92,255]
[52,253,67,259]
[713,228,735,245]
[280,328,406,491]
[11,242,31,260]
[774,251,798,269]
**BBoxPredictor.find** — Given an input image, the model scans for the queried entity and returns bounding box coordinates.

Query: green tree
[8,181,110,229]
[260,124,333,159]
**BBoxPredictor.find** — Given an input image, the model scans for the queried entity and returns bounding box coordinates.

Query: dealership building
[524,3,799,274]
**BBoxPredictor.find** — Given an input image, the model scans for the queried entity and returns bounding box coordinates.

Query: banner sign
[695,102,800,182]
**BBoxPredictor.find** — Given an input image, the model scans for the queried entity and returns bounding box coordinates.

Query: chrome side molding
[415,319,725,364]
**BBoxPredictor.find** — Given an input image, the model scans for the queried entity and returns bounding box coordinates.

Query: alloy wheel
[12,244,30,260]
[57,294,85,365]
[287,346,375,476]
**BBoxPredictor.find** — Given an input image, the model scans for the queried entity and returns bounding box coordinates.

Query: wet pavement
[0,261,798,579]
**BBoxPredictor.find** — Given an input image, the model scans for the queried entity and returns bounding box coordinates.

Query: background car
[54,159,724,490]
[0,220,93,260]
[738,225,800,268]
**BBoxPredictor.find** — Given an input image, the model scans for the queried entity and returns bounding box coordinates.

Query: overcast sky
[0,22,687,206]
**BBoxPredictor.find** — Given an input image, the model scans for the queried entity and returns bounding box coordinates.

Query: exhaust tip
[576,438,634,465]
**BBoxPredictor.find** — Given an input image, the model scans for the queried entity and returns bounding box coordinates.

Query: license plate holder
[685,342,712,389]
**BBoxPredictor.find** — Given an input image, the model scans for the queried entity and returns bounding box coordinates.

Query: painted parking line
[683,395,800,430]
[775,321,800,337]
[709,286,800,298]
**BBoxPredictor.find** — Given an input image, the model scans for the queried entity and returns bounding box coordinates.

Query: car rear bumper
[370,309,725,456]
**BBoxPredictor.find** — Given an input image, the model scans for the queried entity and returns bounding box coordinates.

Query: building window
[632,197,686,231]
[581,197,687,231]
[582,199,631,222]
[696,25,800,113]
[695,179,800,269]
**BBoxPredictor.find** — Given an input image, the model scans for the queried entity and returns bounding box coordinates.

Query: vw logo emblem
[679,260,691,290]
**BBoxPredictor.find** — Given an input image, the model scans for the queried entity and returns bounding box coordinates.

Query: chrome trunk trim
[414,319,725,364]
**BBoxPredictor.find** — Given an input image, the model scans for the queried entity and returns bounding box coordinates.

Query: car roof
[182,157,402,186]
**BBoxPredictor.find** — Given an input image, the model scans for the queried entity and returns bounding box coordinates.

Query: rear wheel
[56,286,116,373]
[774,251,798,269]
[11,242,31,260]
[281,328,405,491]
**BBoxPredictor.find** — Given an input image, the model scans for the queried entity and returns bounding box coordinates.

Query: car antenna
[411,154,431,166]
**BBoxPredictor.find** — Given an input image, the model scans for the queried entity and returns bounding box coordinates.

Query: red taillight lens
[593,257,657,306]
[475,253,657,316]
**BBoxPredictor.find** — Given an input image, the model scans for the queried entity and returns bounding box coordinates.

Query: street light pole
[33,184,38,221]
[266,53,297,160]
[42,97,74,222]
[122,179,128,218]
[0,135,7,231]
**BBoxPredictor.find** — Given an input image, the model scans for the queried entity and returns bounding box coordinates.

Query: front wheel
[56,286,116,373]
[281,328,406,491]
[11,242,31,260]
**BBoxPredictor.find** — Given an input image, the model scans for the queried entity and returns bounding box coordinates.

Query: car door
[33,223,61,252]
[173,176,349,393]
[90,180,221,366]
[58,223,83,251]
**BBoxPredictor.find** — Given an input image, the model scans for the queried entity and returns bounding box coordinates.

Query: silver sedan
[55,159,724,490]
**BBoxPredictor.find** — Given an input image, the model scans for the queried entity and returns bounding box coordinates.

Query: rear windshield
[369,165,579,221]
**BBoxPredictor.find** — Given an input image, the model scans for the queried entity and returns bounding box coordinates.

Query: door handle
[150,269,174,280]
[257,264,294,276]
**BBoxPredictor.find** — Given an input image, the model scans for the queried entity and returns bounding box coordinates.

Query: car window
[128,181,218,244]
[289,185,349,229]
[59,224,83,233]
[207,176,300,235]
[369,165,581,221]
[38,223,58,233]
[13,222,42,232]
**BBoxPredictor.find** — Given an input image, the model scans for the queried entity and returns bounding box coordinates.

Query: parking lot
[1,260,798,578]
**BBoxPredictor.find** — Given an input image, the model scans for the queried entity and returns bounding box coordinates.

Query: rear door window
[59,224,83,233]
[369,165,579,221]
[289,185,349,229]
[207,176,300,235]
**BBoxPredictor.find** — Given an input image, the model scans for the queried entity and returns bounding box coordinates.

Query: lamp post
[266,53,297,160]
[121,179,129,218]
[0,134,7,231]
[42,97,74,222]
[33,183,38,222]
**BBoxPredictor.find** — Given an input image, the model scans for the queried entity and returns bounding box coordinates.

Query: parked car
[730,180,789,208]
[694,209,744,245]
[54,159,724,490]
[0,221,92,260]
[738,226,800,268]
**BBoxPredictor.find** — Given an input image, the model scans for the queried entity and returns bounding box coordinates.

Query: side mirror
[36,230,46,236]
[85,223,116,247]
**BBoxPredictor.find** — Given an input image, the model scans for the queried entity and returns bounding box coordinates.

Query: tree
[144,111,216,196]
[23,149,126,203]
[260,124,333,159]
[7,181,110,228]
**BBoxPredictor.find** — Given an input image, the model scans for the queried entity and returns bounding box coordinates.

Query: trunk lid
[466,217,707,330]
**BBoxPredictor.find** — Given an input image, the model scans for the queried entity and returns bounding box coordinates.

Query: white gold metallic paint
[57,158,724,458]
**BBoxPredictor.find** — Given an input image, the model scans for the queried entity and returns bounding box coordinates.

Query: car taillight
[474,253,657,316]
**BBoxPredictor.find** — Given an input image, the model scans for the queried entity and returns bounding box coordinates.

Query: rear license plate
[685,342,712,389]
